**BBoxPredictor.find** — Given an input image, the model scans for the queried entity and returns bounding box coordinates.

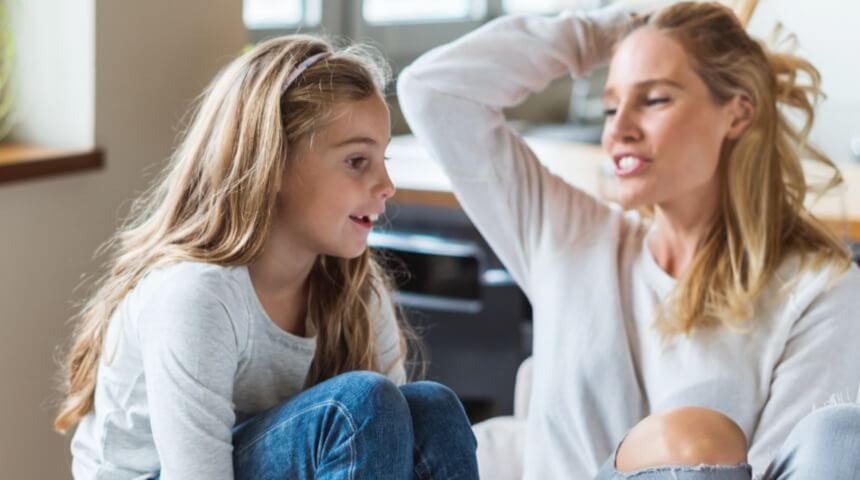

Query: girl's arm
[747,266,860,473]
[138,271,241,480]
[397,6,635,297]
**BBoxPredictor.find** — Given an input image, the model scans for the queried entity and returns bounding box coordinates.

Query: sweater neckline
[238,265,317,350]
[641,226,677,299]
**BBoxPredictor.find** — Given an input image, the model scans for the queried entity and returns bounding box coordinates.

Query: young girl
[54,35,478,480]
[398,2,860,479]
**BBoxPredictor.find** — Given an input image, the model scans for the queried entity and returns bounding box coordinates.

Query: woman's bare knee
[616,407,748,472]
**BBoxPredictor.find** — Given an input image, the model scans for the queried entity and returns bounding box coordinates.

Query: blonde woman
[54,35,478,479]
[398,2,860,479]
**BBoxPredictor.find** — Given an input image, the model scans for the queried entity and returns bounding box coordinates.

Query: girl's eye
[347,156,368,169]
[603,107,618,117]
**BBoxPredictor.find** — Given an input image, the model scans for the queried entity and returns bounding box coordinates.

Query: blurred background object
[0,0,15,141]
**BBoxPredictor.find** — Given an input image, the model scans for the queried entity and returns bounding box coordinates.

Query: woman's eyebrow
[603,78,685,101]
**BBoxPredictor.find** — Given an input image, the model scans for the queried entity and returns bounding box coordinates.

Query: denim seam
[621,463,752,478]
[414,449,431,480]
[414,452,475,480]
[234,400,358,480]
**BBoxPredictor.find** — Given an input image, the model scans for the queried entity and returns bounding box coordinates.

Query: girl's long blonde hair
[638,2,852,336]
[54,35,406,433]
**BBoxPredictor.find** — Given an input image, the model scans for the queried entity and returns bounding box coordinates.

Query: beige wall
[0,0,246,477]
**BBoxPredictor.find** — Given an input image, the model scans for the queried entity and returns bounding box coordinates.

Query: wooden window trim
[0,143,104,184]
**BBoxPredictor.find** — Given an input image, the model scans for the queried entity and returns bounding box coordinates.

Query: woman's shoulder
[776,255,860,320]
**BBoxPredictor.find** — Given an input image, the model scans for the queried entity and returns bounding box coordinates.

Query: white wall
[0,0,246,477]
[748,0,860,163]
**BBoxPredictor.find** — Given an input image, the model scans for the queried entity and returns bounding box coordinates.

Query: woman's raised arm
[397,6,635,296]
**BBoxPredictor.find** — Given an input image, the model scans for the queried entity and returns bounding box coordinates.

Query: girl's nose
[375,165,396,200]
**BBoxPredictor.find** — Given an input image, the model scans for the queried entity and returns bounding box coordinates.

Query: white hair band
[281,52,331,93]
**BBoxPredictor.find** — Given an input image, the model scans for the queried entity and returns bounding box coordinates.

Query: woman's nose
[606,107,644,144]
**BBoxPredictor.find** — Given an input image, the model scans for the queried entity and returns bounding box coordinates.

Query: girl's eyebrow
[602,78,685,101]
[332,136,392,148]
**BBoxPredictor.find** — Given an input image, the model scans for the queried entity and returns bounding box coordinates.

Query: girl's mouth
[349,214,379,229]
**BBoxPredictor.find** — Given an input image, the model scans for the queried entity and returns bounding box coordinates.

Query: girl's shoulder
[140,261,246,296]
[130,261,253,331]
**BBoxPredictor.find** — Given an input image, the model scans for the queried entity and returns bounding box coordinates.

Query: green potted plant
[0,0,15,142]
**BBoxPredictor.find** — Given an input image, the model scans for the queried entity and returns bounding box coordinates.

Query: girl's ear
[725,94,754,140]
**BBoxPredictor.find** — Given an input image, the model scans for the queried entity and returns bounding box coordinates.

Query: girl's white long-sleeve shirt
[397,7,860,479]
[70,262,406,480]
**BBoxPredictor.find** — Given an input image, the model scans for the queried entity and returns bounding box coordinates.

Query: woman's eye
[603,107,618,117]
[646,97,670,107]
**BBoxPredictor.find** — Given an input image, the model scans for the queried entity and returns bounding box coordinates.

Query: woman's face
[277,93,395,260]
[601,28,739,211]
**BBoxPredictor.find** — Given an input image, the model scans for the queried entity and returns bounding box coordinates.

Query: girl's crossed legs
[153,371,478,480]
[595,404,860,479]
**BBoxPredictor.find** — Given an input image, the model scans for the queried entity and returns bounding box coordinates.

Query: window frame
[245,0,507,68]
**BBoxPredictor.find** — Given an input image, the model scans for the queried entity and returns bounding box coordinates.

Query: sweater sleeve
[747,266,860,474]
[137,269,241,480]
[397,6,635,296]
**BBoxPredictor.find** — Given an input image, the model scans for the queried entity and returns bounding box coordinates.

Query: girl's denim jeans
[153,371,478,480]
[594,403,860,480]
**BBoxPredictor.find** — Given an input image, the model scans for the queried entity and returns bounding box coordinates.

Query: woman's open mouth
[613,154,650,177]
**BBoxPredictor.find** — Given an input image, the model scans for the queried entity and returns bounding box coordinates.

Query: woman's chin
[616,191,651,210]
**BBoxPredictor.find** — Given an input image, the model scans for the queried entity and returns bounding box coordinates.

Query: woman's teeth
[616,155,646,175]
[619,156,639,170]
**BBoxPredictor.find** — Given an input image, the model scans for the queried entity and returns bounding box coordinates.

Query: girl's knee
[400,381,459,409]
[616,407,748,473]
[326,371,408,413]
[400,381,475,445]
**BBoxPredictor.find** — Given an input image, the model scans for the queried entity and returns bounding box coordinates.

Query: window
[503,0,607,14]
[243,0,321,29]
[363,0,485,24]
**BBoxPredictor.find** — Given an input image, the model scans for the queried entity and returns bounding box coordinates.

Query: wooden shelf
[0,143,104,184]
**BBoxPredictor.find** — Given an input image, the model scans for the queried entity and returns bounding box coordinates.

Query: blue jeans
[594,404,860,479]
[155,371,478,479]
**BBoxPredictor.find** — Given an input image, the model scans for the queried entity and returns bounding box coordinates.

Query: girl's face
[278,94,394,260]
[601,28,740,211]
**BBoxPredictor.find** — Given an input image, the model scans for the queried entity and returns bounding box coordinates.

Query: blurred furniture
[370,206,531,421]
[473,356,533,480]
[386,134,860,243]
[718,0,759,26]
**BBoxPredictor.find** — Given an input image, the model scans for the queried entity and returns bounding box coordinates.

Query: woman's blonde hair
[635,2,852,336]
[54,34,407,433]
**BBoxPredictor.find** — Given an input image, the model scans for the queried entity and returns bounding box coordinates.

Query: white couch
[472,357,533,480]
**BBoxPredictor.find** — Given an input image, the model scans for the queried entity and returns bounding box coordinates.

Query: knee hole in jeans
[615,406,748,473]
